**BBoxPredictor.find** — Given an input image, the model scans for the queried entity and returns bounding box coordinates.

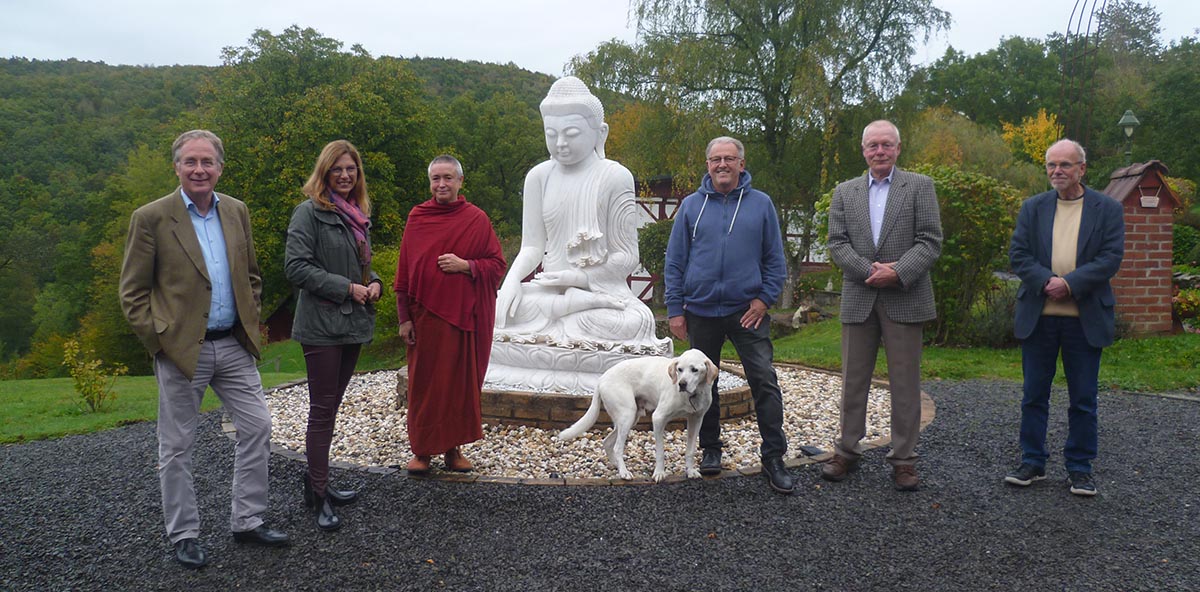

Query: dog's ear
[705,359,719,384]
[668,360,679,382]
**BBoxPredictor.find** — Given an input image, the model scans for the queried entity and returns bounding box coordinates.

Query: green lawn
[253,339,403,375]
[3,320,1196,444]
[715,317,1199,392]
[0,339,403,444]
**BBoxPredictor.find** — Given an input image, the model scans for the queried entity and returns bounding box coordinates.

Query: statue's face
[544,114,599,166]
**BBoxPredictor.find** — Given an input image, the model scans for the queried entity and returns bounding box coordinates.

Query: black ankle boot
[325,485,358,507]
[316,495,341,531]
[302,473,317,508]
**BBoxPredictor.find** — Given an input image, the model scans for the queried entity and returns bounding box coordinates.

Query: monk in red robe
[394,155,506,473]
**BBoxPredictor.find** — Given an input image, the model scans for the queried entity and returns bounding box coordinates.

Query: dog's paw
[687,468,701,479]
[618,469,633,480]
[652,469,668,482]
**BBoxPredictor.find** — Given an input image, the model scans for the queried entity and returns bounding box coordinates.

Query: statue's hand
[531,269,588,289]
[495,282,522,328]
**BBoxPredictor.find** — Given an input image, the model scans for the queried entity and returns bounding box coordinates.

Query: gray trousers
[836,300,924,466]
[155,336,271,543]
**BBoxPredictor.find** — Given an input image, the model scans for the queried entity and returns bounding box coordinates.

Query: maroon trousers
[302,343,361,493]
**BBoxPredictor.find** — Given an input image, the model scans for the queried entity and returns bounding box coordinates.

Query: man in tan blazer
[120,130,288,569]
[824,120,943,491]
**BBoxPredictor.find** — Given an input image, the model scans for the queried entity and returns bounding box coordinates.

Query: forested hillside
[0,28,552,376]
[0,60,209,369]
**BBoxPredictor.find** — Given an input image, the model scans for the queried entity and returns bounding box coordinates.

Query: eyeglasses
[1045,161,1081,172]
[330,166,359,177]
[707,156,742,165]
[179,158,219,169]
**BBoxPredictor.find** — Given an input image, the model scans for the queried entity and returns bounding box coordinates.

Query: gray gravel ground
[2,379,1198,591]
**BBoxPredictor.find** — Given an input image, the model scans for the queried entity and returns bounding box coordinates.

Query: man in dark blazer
[824,120,943,491]
[120,130,288,569]
[1005,139,1124,497]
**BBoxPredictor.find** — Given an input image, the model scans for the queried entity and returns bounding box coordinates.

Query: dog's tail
[556,389,603,441]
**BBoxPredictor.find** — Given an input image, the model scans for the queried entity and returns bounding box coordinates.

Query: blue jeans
[686,309,787,460]
[1019,316,1102,474]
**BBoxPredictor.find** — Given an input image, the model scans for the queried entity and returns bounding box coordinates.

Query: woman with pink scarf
[285,140,382,531]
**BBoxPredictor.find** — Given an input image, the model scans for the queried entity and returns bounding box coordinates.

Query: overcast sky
[2,0,1197,76]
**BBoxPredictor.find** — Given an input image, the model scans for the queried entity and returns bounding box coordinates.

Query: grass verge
[0,339,403,444]
[716,318,1199,392]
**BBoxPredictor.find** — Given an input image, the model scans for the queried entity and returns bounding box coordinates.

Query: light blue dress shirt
[181,191,237,331]
[868,168,894,247]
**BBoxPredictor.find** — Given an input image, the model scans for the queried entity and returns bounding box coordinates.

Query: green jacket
[284,198,381,345]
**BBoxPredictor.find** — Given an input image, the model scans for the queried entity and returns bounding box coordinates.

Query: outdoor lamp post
[1118,109,1140,165]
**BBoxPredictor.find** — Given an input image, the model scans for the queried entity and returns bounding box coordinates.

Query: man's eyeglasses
[1045,161,1081,172]
[707,156,742,165]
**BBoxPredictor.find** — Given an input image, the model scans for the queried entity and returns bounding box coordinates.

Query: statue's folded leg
[551,287,624,318]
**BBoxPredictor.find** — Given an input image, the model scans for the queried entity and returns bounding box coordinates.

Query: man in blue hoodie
[664,136,793,494]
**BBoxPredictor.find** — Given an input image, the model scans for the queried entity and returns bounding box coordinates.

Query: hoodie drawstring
[692,196,709,240]
[692,188,744,239]
[728,188,744,234]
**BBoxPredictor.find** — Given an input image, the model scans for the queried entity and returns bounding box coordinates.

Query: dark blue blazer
[1009,186,1125,348]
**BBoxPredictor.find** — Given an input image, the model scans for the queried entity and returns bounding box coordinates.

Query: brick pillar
[1106,163,1179,335]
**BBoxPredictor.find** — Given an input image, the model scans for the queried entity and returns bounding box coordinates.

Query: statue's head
[540,76,609,162]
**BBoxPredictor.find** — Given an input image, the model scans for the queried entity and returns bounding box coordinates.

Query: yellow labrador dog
[558,349,719,482]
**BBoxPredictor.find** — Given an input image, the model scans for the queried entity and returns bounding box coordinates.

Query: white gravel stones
[266,366,892,480]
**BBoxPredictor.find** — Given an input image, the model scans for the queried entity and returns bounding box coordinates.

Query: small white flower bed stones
[266,366,892,480]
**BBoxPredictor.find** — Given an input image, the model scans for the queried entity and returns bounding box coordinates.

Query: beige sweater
[1043,197,1082,317]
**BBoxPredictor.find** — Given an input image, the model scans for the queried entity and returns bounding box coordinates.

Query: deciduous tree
[570,0,949,304]
[907,107,1044,196]
[1001,109,1064,165]
[203,27,435,316]
[909,36,1060,128]
[436,92,544,237]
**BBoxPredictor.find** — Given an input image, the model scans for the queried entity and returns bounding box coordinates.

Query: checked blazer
[827,168,943,324]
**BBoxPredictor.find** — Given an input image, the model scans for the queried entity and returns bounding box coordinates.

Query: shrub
[62,338,127,412]
[1175,287,1200,334]
[962,278,1019,348]
[370,245,400,347]
[11,334,71,379]
[1165,176,1196,217]
[1175,288,1200,319]
[910,164,1023,346]
[637,218,674,305]
[1175,224,1200,266]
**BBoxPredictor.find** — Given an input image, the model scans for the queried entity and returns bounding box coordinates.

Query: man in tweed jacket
[120,130,289,568]
[823,120,943,491]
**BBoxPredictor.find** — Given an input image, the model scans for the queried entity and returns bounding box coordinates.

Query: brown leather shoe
[893,464,919,491]
[820,454,856,482]
[406,455,431,474]
[444,447,473,472]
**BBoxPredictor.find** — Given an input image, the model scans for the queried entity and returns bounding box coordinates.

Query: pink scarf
[330,191,371,268]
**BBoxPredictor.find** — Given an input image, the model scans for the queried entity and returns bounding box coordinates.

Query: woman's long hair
[302,140,371,215]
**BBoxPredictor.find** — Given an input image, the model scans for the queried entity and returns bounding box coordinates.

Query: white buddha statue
[486,77,671,393]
